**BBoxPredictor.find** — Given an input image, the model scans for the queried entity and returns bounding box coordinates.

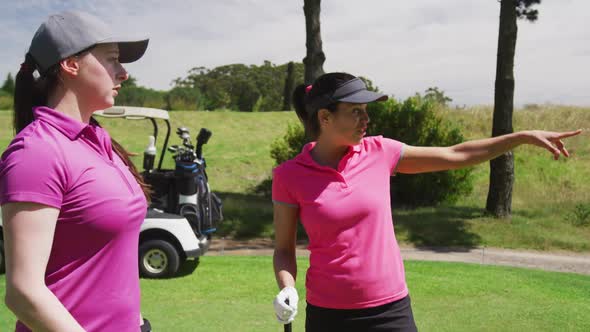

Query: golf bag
[143,127,223,237]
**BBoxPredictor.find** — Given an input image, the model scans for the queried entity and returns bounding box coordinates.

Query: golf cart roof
[95,106,170,120]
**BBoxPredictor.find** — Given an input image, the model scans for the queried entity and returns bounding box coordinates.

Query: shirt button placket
[338,174,349,190]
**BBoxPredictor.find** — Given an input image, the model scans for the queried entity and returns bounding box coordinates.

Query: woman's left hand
[523,129,582,160]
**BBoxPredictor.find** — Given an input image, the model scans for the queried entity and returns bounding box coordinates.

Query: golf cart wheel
[139,239,180,278]
[0,239,5,274]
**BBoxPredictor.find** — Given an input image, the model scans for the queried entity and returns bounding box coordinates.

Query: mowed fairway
[1,107,589,250]
[1,257,589,331]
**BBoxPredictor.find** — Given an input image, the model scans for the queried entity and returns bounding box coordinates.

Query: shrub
[270,123,307,166]
[367,96,473,206]
[165,86,201,111]
[567,203,590,227]
[0,90,13,110]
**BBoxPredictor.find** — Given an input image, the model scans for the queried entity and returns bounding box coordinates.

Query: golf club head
[176,127,190,135]
[197,128,212,145]
[176,128,190,142]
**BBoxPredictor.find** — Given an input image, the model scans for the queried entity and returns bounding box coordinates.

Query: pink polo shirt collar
[34,106,90,140]
[33,106,114,161]
[295,141,362,169]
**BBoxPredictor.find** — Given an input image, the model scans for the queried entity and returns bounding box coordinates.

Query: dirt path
[208,238,590,275]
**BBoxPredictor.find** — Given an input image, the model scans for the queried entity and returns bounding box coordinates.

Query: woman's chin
[102,98,115,109]
[350,134,364,145]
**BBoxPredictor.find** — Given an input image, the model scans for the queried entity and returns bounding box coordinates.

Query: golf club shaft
[284,298,292,332]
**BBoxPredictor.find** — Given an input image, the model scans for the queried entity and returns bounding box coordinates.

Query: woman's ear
[318,108,332,128]
[59,57,81,78]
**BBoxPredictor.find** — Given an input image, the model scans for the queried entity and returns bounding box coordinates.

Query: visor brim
[101,37,149,63]
[336,90,388,104]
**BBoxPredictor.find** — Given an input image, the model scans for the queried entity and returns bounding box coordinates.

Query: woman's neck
[47,90,93,124]
[311,136,349,169]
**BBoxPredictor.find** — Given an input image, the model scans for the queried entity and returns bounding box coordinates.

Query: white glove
[273,286,299,324]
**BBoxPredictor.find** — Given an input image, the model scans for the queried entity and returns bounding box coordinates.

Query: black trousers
[140,318,151,332]
[305,295,418,332]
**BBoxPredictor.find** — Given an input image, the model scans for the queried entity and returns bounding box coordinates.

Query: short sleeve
[271,165,298,207]
[381,137,406,175]
[0,138,67,208]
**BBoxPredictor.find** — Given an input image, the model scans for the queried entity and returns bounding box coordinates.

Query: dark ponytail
[292,84,311,131]
[13,53,60,134]
[13,53,38,134]
[291,72,357,140]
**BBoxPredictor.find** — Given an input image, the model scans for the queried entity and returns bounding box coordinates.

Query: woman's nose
[117,64,129,82]
[360,111,370,123]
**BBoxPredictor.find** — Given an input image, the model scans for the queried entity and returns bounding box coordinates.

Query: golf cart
[0,106,221,278]
[96,106,223,278]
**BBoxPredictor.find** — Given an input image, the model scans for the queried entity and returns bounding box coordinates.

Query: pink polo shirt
[272,136,407,309]
[0,107,147,332]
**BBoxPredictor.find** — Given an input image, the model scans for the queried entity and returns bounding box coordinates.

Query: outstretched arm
[397,130,582,174]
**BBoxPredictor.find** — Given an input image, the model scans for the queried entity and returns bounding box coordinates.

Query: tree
[303,0,325,84]
[123,75,138,88]
[486,0,540,218]
[116,75,167,109]
[282,62,295,111]
[173,61,304,112]
[359,76,379,92]
[424,87,452,107]
[1,73,15,95]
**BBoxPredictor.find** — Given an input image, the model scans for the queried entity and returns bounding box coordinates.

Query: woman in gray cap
[272,72,581,331]
[1,11,151,332]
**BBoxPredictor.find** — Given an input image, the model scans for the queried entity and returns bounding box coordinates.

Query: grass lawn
[1,106,589,251]
[1,257,589,331]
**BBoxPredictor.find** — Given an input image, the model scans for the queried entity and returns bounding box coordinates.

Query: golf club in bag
[171,127,222,237]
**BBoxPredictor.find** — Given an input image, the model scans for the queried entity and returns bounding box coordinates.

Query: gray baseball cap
[29,10,149,73]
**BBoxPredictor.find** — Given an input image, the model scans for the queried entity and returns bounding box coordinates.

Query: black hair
[13,45,96,133]
[292,72,356,140]
[13,53,59,133]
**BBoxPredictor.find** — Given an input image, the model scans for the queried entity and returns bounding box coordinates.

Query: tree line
[2,0,543,218]
[116,61,306,112]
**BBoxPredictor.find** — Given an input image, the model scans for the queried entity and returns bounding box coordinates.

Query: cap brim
[101,37,149,63]
[336,90,388,104]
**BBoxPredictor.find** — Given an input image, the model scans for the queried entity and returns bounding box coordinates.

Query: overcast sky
[1,0,588,106]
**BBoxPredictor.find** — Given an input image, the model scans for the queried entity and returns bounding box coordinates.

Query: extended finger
[557,129,583,139]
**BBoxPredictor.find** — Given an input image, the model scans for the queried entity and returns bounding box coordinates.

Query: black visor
[307,78,387,111]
